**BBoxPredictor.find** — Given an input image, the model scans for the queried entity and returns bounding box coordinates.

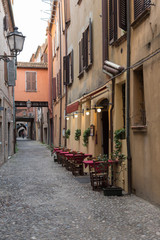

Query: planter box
[103,186,122,196]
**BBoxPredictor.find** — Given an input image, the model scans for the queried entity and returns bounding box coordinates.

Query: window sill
[26,90,37,92]
[85,63,92,72]
[131,8,150,29]
[113,33,127,47]
[78,71,84,79]
[131,125,147,133]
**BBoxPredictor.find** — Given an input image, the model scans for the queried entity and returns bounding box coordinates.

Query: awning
[66,101,79,114]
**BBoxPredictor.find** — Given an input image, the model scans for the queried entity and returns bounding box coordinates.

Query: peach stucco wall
[15,67,48,102]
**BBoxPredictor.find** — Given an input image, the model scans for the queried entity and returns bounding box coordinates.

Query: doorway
[102,110,109,156]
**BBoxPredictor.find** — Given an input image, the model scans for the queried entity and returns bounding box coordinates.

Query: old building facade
[0,0,14,165]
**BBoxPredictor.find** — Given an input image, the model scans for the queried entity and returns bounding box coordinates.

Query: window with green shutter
[26,72,37,92]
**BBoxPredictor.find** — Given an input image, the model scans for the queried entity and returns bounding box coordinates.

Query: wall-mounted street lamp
[0,27,25,62]
[27,100,32,108]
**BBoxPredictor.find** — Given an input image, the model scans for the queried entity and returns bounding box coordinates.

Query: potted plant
[65,129,70,139]
[102,128,126,196]
[75,129,81,141]
[82,128,90,146]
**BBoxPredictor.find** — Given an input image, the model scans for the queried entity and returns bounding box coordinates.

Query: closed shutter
[43,53,48,63]
[52,77,56,100]
[31,72,36,91]
[109,0,117,43]
[57,73,59,97]
[26,72,31,91]
[89,18,93,64]
[66,55,69,85]
[134,0,150,20]
[3,15,9,31]
[119,0,127,31]
[65,0,70,24]
[63,56,67,85]
[134,0,143,19]
[85,29,88,68]
[82,32,86,69]
[102,0,108,62]
[4,53,8,83]
[71,50,74,83]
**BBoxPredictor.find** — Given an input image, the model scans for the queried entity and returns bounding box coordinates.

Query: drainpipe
[64,12,68,147]
[110,78,115,186]
[110,79,115,153]
[59,2,62,147]
[127,0,132,194]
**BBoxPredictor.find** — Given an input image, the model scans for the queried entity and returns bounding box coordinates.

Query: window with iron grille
[26,72,37,92]
[134,0,151,20]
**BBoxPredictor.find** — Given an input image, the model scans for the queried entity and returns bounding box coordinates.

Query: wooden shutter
[3,15,9,31]
[63,56,67,85]
[31,72,36,91]
[71,50,74,83]
[85,29,88,68]
[79,41,81,74]
[109,0,117,43]
[4,53,8,83]
[119,0,127,31]
[7,60,15,86]
[83,30,88,69]
[65,0,70,24]
[102,0,108,62]
[89,18,93,64]
[134,0,151,19]
[26,72,31,91]
[66,55,69,85]
[52,77,56,100]
[57,73,59,96]
[43,53,48,63]
[82,32,86,69]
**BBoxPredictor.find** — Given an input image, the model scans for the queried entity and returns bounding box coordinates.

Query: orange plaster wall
[15,68,48,102]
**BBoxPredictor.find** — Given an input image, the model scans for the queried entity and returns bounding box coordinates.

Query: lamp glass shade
[86,111,90,116]
[7,27,25,53]
[75,114,78,118]
[97,108,101,113]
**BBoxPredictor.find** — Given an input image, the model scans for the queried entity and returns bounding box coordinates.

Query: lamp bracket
[0,55,16,62]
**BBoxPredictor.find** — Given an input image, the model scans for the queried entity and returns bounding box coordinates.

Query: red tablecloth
[83,159,117,168]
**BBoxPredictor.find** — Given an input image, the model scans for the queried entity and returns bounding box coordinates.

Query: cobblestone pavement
[0,140,160,240]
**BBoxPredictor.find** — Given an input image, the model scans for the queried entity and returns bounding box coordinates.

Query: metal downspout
[64,13,68,148]
[110,78,115,186]
[127,0,132,194]
[59,2,62,147]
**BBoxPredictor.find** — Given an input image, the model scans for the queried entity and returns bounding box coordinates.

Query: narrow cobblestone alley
[0,140,160,240]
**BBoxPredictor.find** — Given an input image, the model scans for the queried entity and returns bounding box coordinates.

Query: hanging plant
[65,129,70,139]
[83,128,90,147]
[75,129,81,141]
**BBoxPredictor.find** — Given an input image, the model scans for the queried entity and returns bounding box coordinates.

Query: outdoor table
[59,151,70,166]
[65,154,92,175]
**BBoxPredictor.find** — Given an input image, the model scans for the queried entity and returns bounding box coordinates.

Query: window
[56,21,59,49]
[133,67,146,126]
[134,0,151,20]
[63,50,73,85]
[77,0,82,5]
[78,18,93,75]
[109,0,127,44]
[26,72,37,92]
[57,70,61,97]
[4,53,8,83]
[64,0,70,27]
[52,77,56,100]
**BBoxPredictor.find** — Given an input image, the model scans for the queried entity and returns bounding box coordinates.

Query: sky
[13,0,50,62]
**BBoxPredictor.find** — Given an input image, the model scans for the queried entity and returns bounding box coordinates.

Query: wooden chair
[89,162,109,190]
